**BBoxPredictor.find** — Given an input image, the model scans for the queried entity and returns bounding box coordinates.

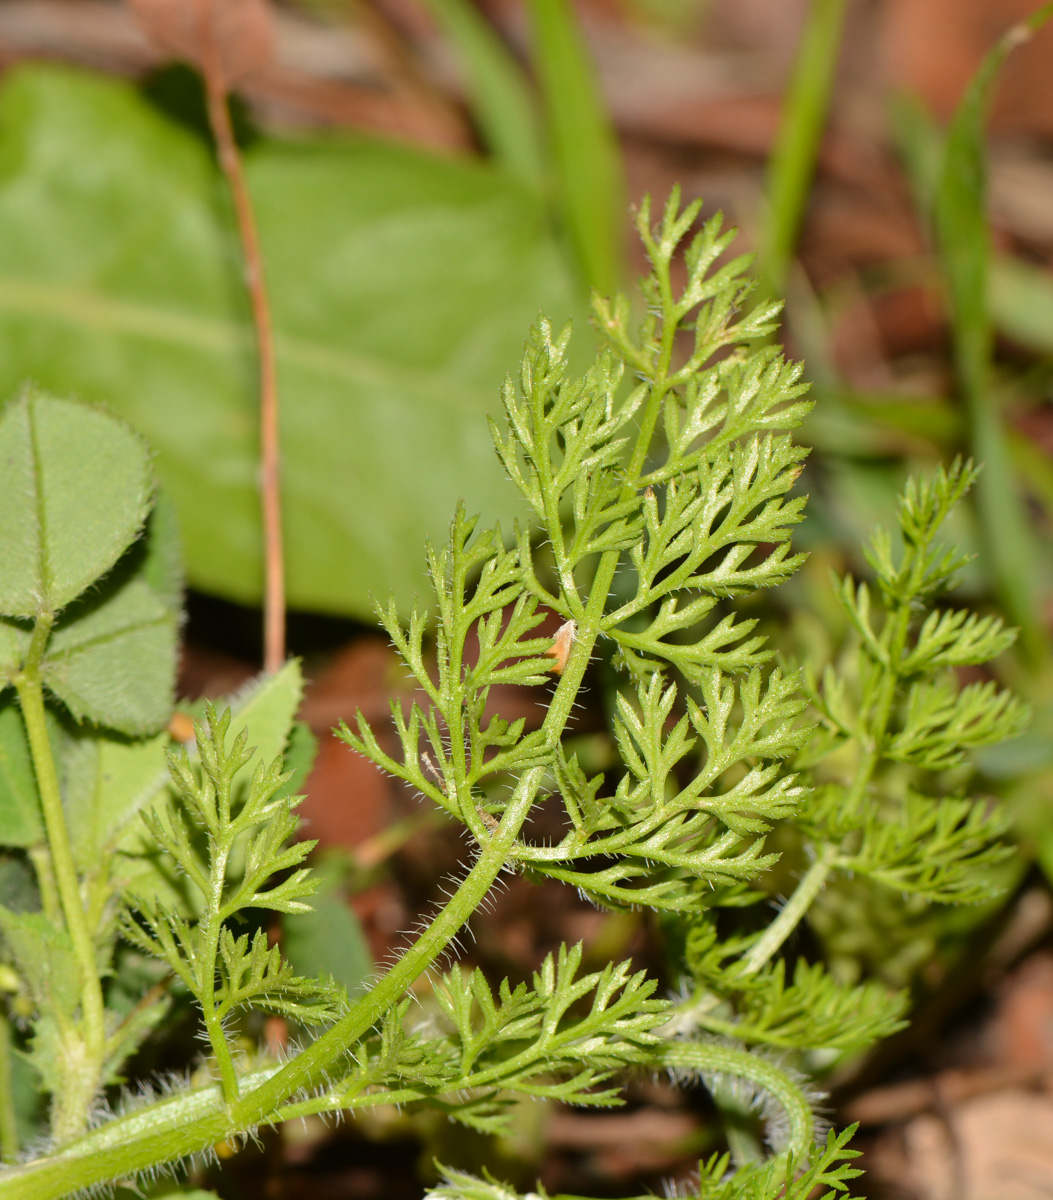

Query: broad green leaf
[0,853,38,913]
[0,907,79,1017]
[61,730,169,868]
[137,489,184,617]
[281,852,372,1000]
[5,1025,43,1150]
[0,388,152,619]
[0,620,27,686]
[280,719,318,800]
[228,659,304,775]
[42,577,177,736]
[0,65,582,619]
[20,1014,67,1098]
[0,702,41,848]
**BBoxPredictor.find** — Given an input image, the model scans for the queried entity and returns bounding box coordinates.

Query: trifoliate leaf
[42,576,176,736]
[0,388,152,619]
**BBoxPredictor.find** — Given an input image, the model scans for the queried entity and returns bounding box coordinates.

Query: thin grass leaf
[424,0,546,187]
[759,0,849,295]
[527,0,625,294]
[933,5,1053,661]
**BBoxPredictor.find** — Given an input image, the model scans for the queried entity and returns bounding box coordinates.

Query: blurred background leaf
[0,65,583,620]
[281,849,373,1002]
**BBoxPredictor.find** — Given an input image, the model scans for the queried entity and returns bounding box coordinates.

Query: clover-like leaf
[0,388,152,620]
[42,576,177,736]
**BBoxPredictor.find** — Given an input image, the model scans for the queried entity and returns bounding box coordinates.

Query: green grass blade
[990,254,1053,356]
[760,0,849,295]
[934,3,1053,662]
[527,0,625,294]
[423,0,546,186]
[888,90,944,217]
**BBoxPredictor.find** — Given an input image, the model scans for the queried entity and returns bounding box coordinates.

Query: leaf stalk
[14,624,107,1141]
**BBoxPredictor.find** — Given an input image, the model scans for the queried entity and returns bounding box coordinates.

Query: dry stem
[199,0,285,672]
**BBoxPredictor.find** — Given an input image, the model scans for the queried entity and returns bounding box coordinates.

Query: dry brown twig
[129,0,286,673]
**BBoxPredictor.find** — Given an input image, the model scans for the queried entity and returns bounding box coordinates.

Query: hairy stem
[14,619,106,1141]
[660,1039,815,1161]
[740,843,838,976]
[0,772,543,1200]
[200,2,285,674]
[199,835,240,1104]
[231,767,544,1125]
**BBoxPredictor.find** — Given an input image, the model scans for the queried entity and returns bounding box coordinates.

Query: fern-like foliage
[120,706,344,1099]
[669,462,1023,1095]
[3,193,1024,1200]
[331,194,1023,1196]
[425,1125,862,1200]
[307,943,667,1135]
[800,460,1023,891]
[343,194,815,925]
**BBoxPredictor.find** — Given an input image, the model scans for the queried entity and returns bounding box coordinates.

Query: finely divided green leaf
[281,853,372,1001]
[0,389,152,619]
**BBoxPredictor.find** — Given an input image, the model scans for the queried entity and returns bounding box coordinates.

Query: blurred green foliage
[0,65,582,619]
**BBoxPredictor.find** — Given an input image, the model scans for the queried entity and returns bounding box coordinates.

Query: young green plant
[0,192,1024,1200]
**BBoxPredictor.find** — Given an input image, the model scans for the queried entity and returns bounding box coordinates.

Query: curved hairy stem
[659,1040,816,1162]
[0,772,542,1200]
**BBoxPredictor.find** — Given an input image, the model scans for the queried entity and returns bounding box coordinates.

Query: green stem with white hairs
[13,614,107,1144]
[0,771,543,1200]
[660,1040,815,1160]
